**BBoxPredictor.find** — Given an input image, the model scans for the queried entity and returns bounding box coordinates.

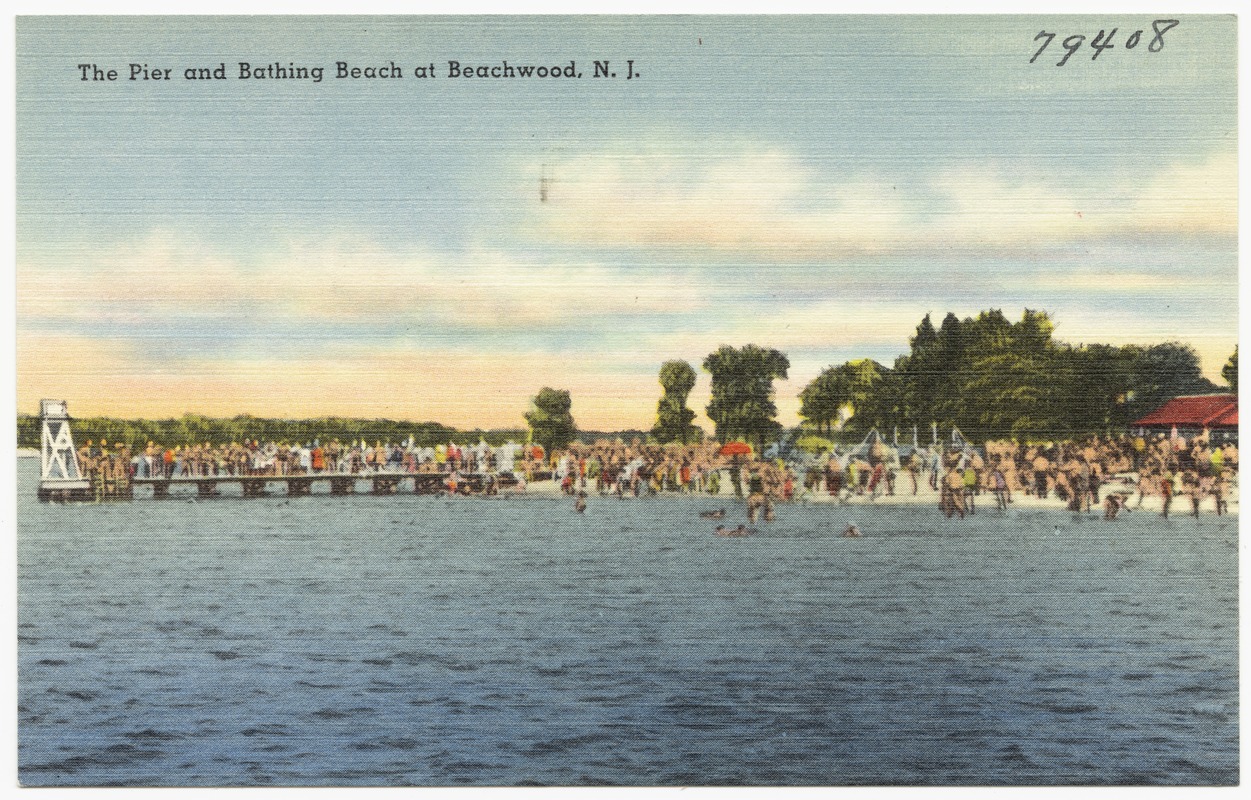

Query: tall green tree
[869,309,1220,442]
[798,367,848,434]
[841,359,891,432]
[651,360,700,444]
[799,359,890,436]
[1127,342,1219,415]
[894,314,937,425]
[702,344,789,448]
[1223,346,1237,394]
[524,387,577,453]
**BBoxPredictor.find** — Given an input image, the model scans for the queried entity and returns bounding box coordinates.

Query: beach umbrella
[719,441,752,457]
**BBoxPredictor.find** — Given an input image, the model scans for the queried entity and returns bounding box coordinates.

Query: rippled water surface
[17,463,1238,785]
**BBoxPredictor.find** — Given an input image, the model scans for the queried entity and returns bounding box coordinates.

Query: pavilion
[1131,393,1238,444]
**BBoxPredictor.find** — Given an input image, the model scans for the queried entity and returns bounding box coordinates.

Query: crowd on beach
[800,431,1236,520]
[929,432,1237,520]
[71,429,1236,519]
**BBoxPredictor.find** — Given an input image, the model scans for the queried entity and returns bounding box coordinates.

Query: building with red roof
[1131,393,1238,443]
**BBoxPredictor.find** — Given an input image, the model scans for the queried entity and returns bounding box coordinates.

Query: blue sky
[15,15,1237,428]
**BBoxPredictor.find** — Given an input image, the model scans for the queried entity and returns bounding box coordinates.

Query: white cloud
[529,146,1236,259]
[17,232,706,335]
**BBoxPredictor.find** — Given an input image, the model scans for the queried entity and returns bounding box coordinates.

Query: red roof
[1209,406,1238,427]
[1132,394,1238,428]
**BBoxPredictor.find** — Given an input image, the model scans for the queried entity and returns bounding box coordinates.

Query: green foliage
[798,359,890,435]
[524,387,577,453]
[798,368,847,434]
[1222,346,1237,394]
[794,433,835,454]
[17,414,40,450]
[702,344,789,447]
[651,360,699,444]
[876,308,1220,442]
[15,412,520,451]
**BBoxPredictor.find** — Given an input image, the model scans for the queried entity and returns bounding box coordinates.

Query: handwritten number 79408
[1031,20,1179,65]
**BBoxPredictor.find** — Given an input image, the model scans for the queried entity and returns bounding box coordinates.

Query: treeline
[18,309,1230,452]
[16,412,531,451]
[799,309,1227,442]
[15,407,657,452]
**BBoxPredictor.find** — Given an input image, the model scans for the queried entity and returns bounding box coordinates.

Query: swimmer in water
[1103,493,1129,520]
[575,491,587,514]
[842,522,861,537]
[699,508,726,519]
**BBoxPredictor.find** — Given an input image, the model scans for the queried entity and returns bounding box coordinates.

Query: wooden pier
[35,400,525,502]
[129,471,509,499]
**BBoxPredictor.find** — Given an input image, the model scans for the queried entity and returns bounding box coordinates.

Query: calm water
[17,462,1238,785]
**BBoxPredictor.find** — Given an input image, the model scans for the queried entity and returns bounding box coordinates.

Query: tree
[893,314,937,426]
[1128,342,1219,414]
[889,308,1070,439]
[841,359,890,432]
[798,367,848,434]
[799,359,890,436]
[1223,346,1237,394]
[651,360,699,444]
[911,313,938,351]
[1064,343,1140,434]
[524,387,577,453]
[702,344,789,448]
[798,307,1226,445]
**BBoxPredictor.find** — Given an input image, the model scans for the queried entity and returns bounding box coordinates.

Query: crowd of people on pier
[77,438,524,483]
[70,428,1236,518]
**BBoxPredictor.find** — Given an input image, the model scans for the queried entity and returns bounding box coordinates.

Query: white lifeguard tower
[38,399,92,501]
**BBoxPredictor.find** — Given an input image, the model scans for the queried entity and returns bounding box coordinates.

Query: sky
[14,14,1238,431]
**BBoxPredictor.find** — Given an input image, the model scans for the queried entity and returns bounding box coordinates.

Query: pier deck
[129,471,504,498]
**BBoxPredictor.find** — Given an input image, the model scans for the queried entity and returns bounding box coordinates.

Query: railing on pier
[128,471,512,499]
[36,401,530,502]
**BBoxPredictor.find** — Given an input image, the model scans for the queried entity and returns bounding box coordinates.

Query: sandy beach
[522,467,1237,518]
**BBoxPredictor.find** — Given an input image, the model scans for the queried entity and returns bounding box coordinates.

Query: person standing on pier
[142,441,157,478]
